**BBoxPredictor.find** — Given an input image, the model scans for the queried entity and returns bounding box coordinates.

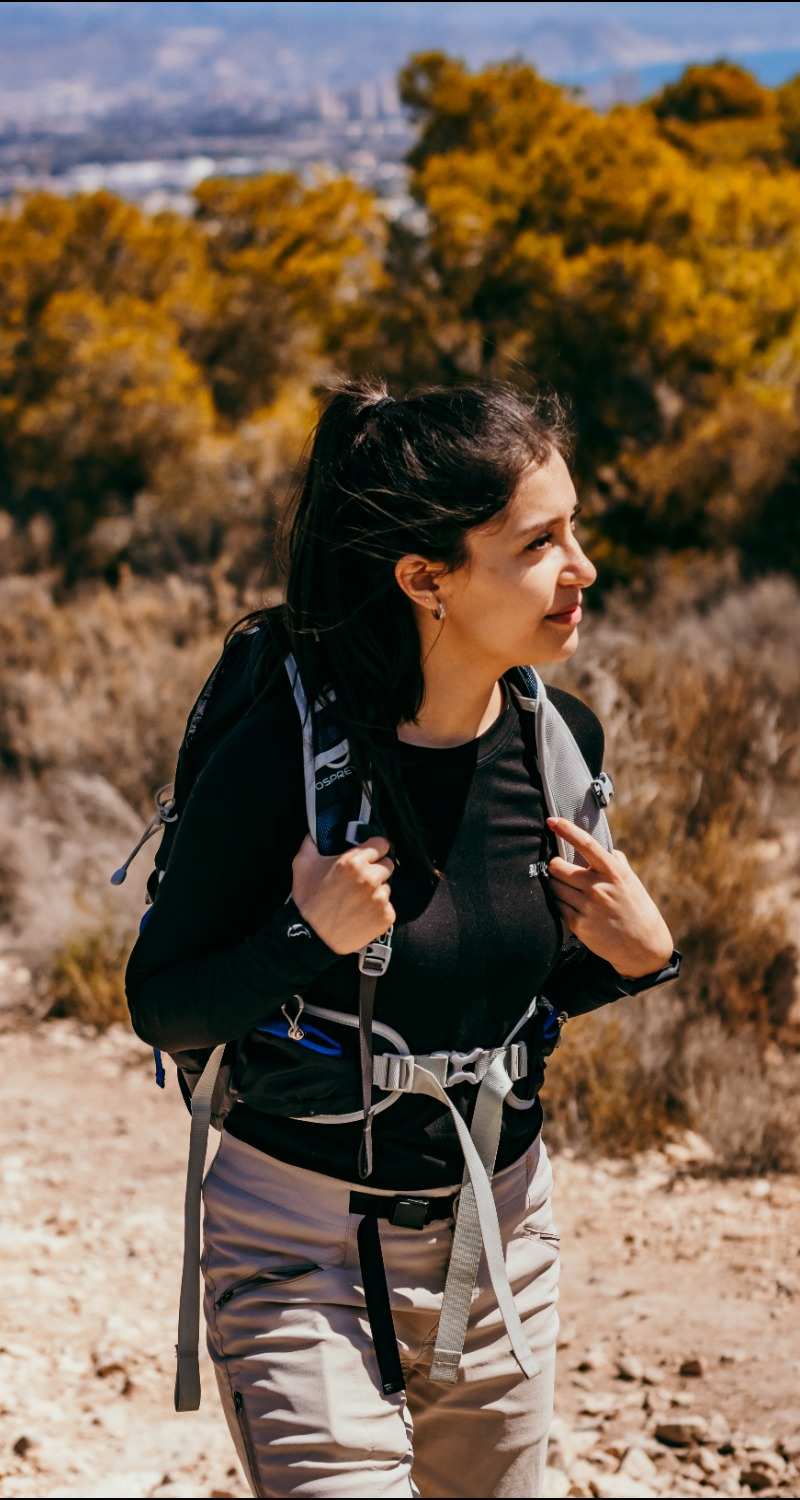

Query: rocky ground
[1,1021,798,1500]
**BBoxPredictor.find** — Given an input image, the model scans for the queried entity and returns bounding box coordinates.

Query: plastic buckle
[390,1198,430,1230]
[590,771,615,808]
[443,1046,489,1086]
[358,927,394,977]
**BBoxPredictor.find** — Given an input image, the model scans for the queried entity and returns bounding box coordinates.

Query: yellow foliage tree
[192,171,389,419]
[384,52,800,579]
[5,290,212,549]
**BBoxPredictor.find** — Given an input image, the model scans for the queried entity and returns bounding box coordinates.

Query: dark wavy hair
[226,375,574,882]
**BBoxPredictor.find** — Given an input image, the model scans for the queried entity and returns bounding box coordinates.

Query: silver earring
[434,601,446,621]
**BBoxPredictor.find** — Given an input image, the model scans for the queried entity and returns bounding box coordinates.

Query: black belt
[349,1191,459,1396]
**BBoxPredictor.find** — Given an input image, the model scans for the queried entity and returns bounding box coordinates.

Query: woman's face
[446,446,598,671]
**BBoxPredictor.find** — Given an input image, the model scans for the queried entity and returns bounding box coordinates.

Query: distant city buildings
[0,81,418,225]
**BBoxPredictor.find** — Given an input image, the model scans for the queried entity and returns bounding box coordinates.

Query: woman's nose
[564,544,597,589]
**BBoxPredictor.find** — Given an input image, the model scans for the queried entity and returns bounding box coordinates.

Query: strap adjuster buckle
[358,927,394,976]
[390,1198,430,1230]
[590,771,615,807]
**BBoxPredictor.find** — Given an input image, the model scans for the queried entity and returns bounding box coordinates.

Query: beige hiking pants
[201,1127,560,1499]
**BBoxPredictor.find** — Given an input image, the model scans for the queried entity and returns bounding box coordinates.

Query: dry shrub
[44,924,132,1030]
[0,565,275,813]
[542,555,800,1163]
[680,1016,800,1173]
[542,986,691,1155]
[548,555,800,1040]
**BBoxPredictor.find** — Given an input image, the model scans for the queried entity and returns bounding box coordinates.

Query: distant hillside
[2,0,800,124]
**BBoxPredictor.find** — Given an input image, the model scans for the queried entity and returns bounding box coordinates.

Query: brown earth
[1,1022,798,1500]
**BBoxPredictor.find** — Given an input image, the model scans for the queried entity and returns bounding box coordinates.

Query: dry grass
[542,552,800,1166]
[43,924,132,1030]
[0,562,275,812]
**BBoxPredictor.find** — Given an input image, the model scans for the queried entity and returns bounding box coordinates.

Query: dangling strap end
[174,1347,201,1411]
[358,1113,374,1180]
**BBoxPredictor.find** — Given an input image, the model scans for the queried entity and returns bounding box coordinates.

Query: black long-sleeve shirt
[125,669,680,1189]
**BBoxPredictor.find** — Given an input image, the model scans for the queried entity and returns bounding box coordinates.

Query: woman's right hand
[290,833,396,956]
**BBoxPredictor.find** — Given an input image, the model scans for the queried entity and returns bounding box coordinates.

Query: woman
[126,378,681,1499]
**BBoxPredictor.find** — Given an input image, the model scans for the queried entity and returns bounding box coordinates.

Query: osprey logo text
[315,766,353,792]
[287,922,311,939]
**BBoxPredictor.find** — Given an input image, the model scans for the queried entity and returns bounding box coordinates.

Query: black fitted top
[125,669,679,1189]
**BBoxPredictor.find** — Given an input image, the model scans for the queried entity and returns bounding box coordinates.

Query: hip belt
[174,1001,549,1409]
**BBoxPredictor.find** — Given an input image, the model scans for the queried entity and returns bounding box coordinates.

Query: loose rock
[654,1416,709,1448]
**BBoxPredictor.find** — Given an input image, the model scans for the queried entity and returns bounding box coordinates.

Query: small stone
[579,1392,620,1418]
[696,1448,721,1475]
[654,1416,709,1447]
[577,1343,611,1372]
[669,1391,693,1407]
[775,1273,798,1297]
[749,1179,771,1198]
[590,1475,657,1498]
[548,1417,578,1472]
[707,1411,732,1442]
[543,1464,571,1497]
[569,1457,598,1489]
[742,1449,785,1473]
[619,1447,659,1482]
[572,1429,604,1459]
[642,1387,671,1416]
[740,1466,779,1492]
[641,1366,664,1386]
[682,1130,715,1161]
[617,1355,645,1382]
[679,1358,704,1378]
[12,1435,32,1458]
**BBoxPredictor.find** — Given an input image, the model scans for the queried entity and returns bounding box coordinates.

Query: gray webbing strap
[174,1042,226,1412]
[405,1056,541,1386]
[357,970,378,1180]
[428,1054,514,1383]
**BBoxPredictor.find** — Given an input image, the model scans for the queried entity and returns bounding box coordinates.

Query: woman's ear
[393,556,446,611]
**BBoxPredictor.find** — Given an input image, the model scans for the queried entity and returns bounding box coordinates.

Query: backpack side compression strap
[174,1042,226,1412]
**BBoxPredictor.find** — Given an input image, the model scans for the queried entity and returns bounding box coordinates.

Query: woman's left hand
[546,816,674,979]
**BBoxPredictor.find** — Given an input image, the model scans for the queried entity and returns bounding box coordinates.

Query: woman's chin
[530,624,580,662]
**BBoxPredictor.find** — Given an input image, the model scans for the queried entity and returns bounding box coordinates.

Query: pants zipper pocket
[233,1389,262,1497]
[215,1261,319,1310]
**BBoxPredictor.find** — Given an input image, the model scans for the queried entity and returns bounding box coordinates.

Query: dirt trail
[1,1022,798,1499]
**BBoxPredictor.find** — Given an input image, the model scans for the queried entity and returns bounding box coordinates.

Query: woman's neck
[395,675,506,749]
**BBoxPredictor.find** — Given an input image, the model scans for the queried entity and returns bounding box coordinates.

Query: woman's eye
[526,517,580,552]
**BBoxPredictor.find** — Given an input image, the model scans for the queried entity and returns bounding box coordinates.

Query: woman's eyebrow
[514,498,582,540]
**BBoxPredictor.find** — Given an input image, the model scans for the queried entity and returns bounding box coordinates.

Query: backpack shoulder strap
[505,664,615,948]
[281,648,393,1179]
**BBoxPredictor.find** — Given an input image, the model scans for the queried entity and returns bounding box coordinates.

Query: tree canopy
[0,56,798,585]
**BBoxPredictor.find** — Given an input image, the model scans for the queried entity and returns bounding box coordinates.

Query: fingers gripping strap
[174,1043,226,1412]
[410,1058,541,1385]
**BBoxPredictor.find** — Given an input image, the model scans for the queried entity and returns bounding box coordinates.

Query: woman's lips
[545,605,582,626]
